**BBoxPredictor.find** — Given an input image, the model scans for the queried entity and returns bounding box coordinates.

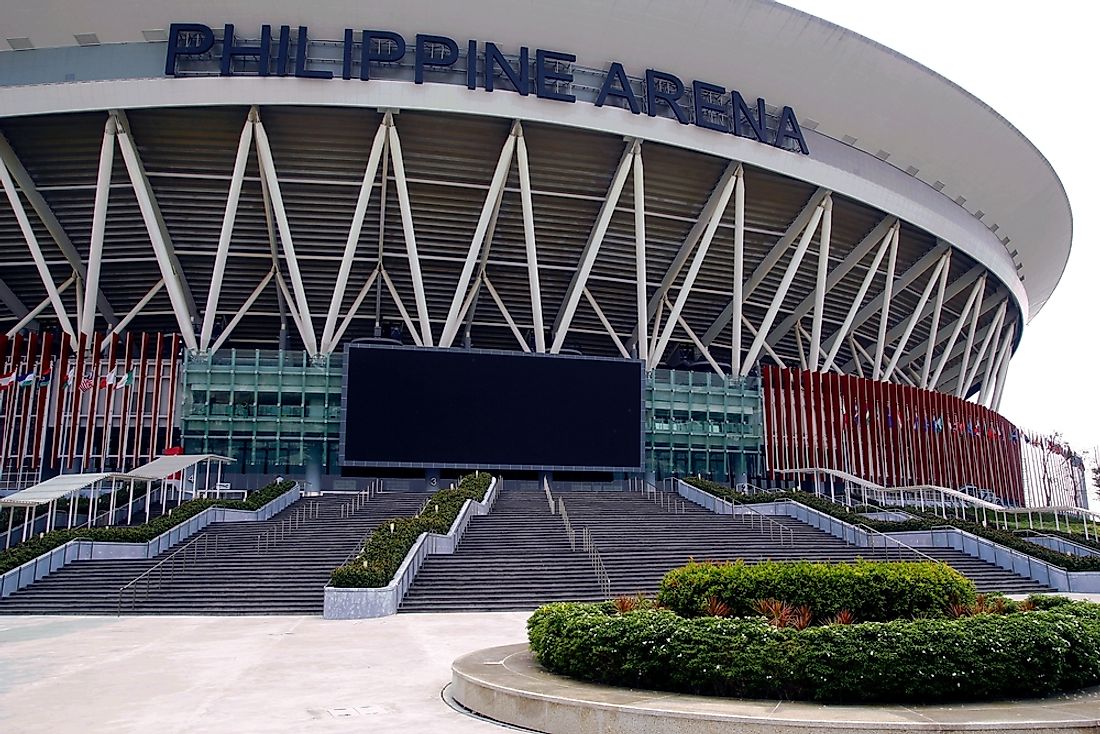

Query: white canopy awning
[126,454,234,482]
[0,472,129,508]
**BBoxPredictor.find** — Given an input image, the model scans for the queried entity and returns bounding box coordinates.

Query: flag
[16,371,35,388]
[115,369,136,388]
[78,372,94,392]
[0,371,15,390]
[37,369,51,387]
[98,370,117,390]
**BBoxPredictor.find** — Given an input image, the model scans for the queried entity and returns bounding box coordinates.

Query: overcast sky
[782,1,1099,495]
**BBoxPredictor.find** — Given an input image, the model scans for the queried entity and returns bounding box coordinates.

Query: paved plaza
[0,612,529,734]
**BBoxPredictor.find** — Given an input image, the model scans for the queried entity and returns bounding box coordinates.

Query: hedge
[329,472,492,588]
[658,559,975,621]
[0,480,295,575]
[682,478,1100,572]
[527,599,1100,703]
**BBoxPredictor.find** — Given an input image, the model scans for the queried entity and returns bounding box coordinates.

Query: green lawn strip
[0,480,296,575]
[682,478,1100,572]
[329,472,492,588]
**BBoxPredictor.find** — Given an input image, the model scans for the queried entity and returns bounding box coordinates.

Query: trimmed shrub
[659,560,975,621]
[527,600,1100,703]
[682,478,1100,572]
[0,480,296,575]
[329,472,492,588]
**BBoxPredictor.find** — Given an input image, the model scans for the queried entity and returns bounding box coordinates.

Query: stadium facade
[0,0,1085,506]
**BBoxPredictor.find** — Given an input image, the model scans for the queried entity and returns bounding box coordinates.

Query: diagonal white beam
[81,116,117,338]
[730,165,745,376]
[648,299,663,361]
[919,250,952,387]
[202,109,256,353]
[440,122,518,348]
[935,315,1004,395]
[881,253,949,381]
[0,156,76,339]
[886,262,982,375]
[768,215,898,348]
[463,185,506,348]
[112,109,198,352]
[275,273,309,348]
[652,163,740,368]
[960,299,1007,398]
[632,144,648,366]
[820,223,896,372]
[380,267,424,347]
[954,280,989,397]
[849,336,867,378]
[665,295,725,376]
[742,315,785,368]
[975,309,1008,403]
[808,196,832,370]
[740,199,827,376]
[982,321,1015,406]
[321,119,387,354]
[0,131,118,325]
[828,236,950,369]
[551,139,637,353]
[703,187,829,345]
[210,270,274,355]
[583,287,629,359]
[872,224,899,379]
[0,274,30,323]
[332,267,381,348]
[385,114,434,346]
[928,274,986,390]
[990,324,1015,411]
[795,322,809,370]
[253,112,319,357]
[484,276,530,353]
[5,275,73,337]
[630,161,740,350]
[104,278,164,341]
[515,122,546,354]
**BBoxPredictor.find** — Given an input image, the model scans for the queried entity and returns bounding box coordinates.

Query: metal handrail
[116,532,220,614]
[1011,529,1100,558]
[853,522,942,564]
[543,478,555,515]
[649,481,687,514]
[580,526,611,598]
[557,497,576,551]
[713,494,795,547]
[258,501,318,552]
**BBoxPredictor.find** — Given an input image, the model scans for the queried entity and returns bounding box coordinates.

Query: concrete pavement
[0,613,530,734]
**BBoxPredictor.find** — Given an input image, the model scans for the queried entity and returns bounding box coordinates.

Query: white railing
[557,497,576,551]
[579,526,611,598]
[1016,531,1100,558]
[323,476,499,619]
[672,479,794,546]
[543,477,555,515]
[0,483,301,598]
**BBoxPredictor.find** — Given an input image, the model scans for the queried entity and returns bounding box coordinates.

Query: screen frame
[338,343,645,472]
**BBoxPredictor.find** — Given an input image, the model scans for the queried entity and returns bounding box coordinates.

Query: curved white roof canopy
[0,0,1071,320]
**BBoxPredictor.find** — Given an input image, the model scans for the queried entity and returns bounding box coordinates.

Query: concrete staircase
[400,487,1051,613]
[0,491,425,615]
[400,491,601,612]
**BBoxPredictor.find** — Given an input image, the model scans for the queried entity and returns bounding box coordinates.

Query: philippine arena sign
[164,23,810,155]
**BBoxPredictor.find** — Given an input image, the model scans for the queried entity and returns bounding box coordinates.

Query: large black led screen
[341,346,643,471]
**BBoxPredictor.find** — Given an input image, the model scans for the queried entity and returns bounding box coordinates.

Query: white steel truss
[0,106,1025,400]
